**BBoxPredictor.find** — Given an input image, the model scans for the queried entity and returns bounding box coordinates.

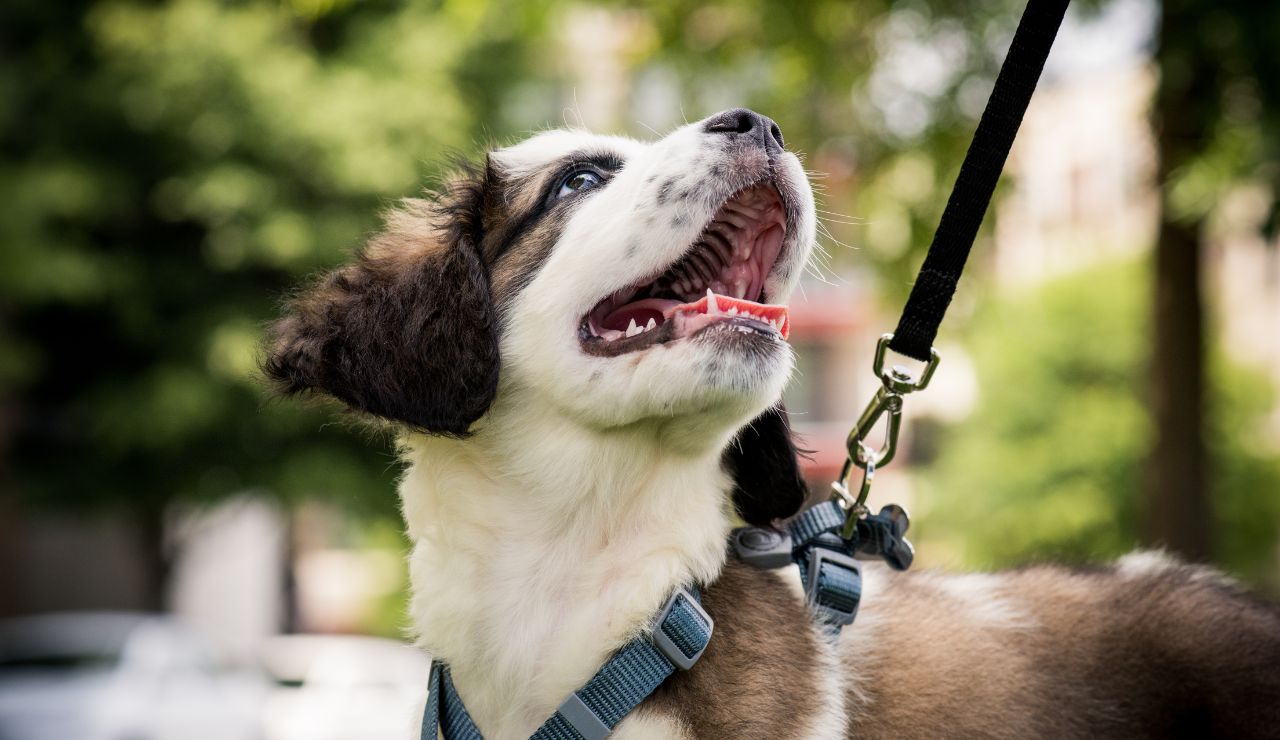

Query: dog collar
[422,585,712,740]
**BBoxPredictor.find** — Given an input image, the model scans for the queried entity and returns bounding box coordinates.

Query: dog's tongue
[667,291,790,339]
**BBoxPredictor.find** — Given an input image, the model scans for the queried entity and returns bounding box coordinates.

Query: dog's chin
[543,330,793,445]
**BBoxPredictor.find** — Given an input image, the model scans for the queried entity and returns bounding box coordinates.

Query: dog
[265,109,1280,738]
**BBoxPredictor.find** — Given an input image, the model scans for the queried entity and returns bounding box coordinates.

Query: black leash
[890,0,1071,363]
[827,0,1072,524]
[736,0,1072,638]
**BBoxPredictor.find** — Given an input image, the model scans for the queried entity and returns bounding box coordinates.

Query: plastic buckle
[731,526,793,569]
[650,587,713,670]
[556,693,610,740]
[804,546,861,627]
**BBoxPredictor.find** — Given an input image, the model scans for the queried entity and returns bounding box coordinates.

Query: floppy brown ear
[264,172,499,435]
[723,404,810,525]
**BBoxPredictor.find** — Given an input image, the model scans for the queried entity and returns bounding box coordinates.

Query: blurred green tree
[1147,0,1280,561]
[0,0,550,605]
[920,261,1280,590]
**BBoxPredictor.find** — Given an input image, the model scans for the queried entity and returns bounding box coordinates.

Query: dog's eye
[556,170,603,199]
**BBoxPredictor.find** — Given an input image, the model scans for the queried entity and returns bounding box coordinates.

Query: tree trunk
[135,504,172,612]
[1145,0,1215,562]
[1146,216,1210,560]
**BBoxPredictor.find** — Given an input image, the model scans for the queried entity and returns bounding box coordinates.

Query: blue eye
[557,169,603,198]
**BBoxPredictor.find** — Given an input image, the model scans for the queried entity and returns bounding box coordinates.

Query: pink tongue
[602,298,681,331]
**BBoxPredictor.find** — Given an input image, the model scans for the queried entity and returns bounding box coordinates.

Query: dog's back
[651,553,1280,739]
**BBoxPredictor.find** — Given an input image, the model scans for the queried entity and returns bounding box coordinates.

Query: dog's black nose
[703,108,785,153]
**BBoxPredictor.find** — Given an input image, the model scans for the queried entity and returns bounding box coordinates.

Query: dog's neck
[398,397,741,735]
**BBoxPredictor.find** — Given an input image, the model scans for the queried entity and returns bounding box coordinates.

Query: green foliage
[0,0,548,518]
[0,0,1039,523]
[918,261,1280,589]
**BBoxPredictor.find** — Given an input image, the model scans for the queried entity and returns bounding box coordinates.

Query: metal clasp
[831,334,940,536]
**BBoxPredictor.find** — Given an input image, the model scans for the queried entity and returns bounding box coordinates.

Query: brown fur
[845,562,1280,738]
[645,561,827,739]
[263,159,571,434]
[264,170,500,435]
[642,556,1280,739]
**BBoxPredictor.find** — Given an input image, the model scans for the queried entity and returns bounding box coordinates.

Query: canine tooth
[626,319,642,337]
[728,307,739,316]
[646,318,657,331]
[706,289,719,314]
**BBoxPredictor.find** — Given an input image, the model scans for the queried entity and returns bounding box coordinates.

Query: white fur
[398,119,818,737]
[927,572,1034,630]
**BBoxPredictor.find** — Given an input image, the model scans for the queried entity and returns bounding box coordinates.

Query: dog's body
[268,111,1280,738]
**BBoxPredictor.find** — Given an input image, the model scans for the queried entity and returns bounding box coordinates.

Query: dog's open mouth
[580,182,788,356]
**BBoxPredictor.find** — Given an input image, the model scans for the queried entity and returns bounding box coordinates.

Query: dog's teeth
[706,289,719,314]
[728,307,739,316]
[626,319,642,337]
[645,318,657,331]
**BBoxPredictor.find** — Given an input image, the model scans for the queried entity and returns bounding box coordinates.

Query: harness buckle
[804,544,862,627]
[730,526,794,569]
[650,587,713,670]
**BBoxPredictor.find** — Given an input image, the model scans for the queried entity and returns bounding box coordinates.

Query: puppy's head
[267,109,816,523]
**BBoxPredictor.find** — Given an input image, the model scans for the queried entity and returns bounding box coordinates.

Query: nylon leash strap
[832,0,1070,530]
[889,0,1071,362]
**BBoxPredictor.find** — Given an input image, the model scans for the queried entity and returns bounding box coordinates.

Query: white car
[259,634,430,740]
[0,611,267,740]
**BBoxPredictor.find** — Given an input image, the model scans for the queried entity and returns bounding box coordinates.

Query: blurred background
[2,0,1278,737]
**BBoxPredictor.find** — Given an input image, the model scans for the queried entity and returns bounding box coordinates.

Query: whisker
[818,215,863,226]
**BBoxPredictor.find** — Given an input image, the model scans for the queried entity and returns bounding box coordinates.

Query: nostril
[703,108,786,152]
[705,109,756,135]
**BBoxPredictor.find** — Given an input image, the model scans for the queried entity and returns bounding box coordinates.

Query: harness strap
[423,586,712,740]
[788,500,846,546]
[889,0,1071,362]
[789,504,861,633]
